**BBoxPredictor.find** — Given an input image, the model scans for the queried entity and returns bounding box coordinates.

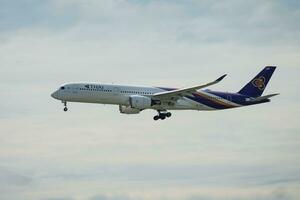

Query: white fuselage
[51,67,277,120]
[51,83,215,111]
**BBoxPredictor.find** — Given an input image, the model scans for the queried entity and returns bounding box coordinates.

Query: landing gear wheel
[160,115,166,120]
[153,110,172,120]
[153,115,160,121]
[62,101,68,112]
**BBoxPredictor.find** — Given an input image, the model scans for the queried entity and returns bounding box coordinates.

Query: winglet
[215,74,227,82]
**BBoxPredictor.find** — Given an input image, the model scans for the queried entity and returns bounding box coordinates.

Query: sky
[0,0,300,200]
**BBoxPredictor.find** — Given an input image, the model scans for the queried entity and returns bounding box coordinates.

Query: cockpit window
[60,86,65,90]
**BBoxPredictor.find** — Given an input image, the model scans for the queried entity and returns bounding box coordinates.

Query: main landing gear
[62,101,68,112]
[153,110,172,121]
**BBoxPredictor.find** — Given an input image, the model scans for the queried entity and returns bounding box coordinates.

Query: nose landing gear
[153,110,172,121]
[62,101,68,112]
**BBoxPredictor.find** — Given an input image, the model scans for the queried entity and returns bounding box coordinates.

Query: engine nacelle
[129,95,152,109]
[119,105,140,114]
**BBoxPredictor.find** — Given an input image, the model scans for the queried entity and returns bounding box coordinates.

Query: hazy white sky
[0,0,300,200]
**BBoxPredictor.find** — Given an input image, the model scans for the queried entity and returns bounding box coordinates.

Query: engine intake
[129,95,152,109]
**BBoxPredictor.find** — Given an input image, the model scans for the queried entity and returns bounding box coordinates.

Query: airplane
[51,66,279,120]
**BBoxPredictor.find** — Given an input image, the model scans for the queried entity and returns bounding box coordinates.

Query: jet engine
[129,95,152,109]
[119,105,140,114]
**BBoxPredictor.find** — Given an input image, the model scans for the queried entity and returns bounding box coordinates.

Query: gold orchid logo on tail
[252,76,266,90]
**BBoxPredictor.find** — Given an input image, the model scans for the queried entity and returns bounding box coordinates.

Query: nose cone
[51,90,60,100]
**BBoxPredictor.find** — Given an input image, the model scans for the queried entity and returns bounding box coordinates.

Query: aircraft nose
[51,90,59,99]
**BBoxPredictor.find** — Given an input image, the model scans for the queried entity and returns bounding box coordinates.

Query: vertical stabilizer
[238,66,276,97]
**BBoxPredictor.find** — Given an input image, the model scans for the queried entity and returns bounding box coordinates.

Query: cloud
[43,198,74,200]
[0,168,32,186]
[187,188,293,200]
[90,194,137,200]
[0,0,80,32]
[1,0,300,46]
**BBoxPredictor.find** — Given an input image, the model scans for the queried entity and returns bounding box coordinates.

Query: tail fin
[238,66,276,97]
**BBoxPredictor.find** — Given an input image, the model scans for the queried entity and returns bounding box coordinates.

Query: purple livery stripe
[157,87,238,110]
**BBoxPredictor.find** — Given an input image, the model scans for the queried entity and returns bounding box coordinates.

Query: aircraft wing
[152,74,227,101]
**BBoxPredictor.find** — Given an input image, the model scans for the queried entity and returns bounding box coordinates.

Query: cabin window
[61,87,65,90]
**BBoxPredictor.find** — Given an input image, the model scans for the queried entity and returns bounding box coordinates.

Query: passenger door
[113,87,120,96]
[227,95,232,102]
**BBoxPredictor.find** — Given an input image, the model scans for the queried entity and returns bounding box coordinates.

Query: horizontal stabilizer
[247,93,279,102]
